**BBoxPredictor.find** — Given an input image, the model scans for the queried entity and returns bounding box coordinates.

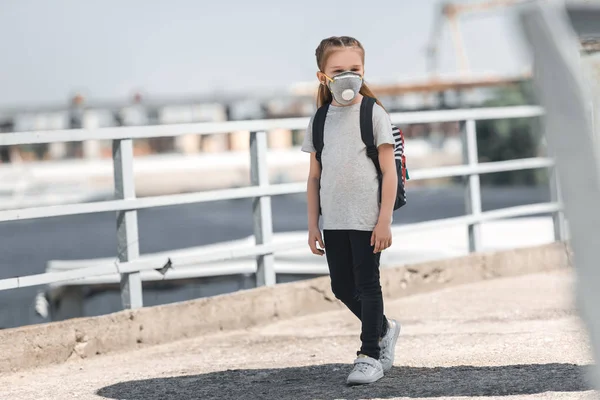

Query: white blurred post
[520,0,600,387]
[113,138,143,309]
[462,119,482,252]
[549,166,567,242]
[250,131,275,286]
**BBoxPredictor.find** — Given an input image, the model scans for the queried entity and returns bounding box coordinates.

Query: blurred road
[0,185,550,329]
[0,270,594,400]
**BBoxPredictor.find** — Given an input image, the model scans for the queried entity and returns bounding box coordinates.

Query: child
[302,36,401,385]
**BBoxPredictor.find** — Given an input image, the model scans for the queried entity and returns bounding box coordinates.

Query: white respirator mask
[324,71,364,105]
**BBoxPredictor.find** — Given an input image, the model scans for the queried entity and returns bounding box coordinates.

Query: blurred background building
[0,0,556,193]
[0,0,539,162]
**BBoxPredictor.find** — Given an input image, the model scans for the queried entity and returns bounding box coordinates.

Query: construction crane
[426,0,532,77]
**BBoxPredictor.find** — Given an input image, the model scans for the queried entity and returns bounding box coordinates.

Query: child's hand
[371,222,392,253]
[308,227,325,256]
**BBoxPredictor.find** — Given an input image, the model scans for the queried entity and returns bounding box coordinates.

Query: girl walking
[302,36,401,385]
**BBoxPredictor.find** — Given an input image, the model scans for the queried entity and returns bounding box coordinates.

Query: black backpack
[312,96,408,210]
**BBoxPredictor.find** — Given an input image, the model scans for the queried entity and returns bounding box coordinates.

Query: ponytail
[360,83,387,112]
[317,83,332,108]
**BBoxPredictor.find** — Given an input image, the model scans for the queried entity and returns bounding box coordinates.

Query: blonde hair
[315,36,385,109]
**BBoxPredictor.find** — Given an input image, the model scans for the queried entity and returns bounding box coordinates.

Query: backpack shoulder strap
[312,103,330,165]
[359,96,382,176]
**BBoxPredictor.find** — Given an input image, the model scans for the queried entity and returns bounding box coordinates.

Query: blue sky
[0,0,531,107]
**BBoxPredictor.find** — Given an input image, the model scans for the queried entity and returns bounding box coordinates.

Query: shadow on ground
[97,363,593,400]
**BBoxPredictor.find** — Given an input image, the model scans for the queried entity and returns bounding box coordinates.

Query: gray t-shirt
[302,102,394,231]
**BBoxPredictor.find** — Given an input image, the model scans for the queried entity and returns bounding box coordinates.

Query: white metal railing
[0,106,565,310]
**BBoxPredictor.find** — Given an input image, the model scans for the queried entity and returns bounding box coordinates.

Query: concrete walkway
[1,270,595,400]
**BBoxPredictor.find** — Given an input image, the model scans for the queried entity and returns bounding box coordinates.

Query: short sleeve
[301,115,316,153]
[372,104,394,148]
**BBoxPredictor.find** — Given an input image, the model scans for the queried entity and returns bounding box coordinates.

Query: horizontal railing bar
[0,158,554,222]
[47,263,331,286]
[48,262,331,286]
[0,260,158,290]
[46,236,258,270]
[53,263,330,286]
[0,106,543,146]
[0,183,306,222]
[0,201,559,291]
[0,241,303,290]
[391,202,560,234]
[391,106,543,125]
[0,198,129,222]
[409,157,554,180]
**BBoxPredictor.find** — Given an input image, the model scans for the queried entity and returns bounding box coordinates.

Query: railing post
[462,119,482,252]
[113,138,143,309]
[250,131,276,286]
[550,166,567,241]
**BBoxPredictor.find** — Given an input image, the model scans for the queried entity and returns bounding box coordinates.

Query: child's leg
[323,230,389,337]
[348,230,385,360]
[323,230,362,318]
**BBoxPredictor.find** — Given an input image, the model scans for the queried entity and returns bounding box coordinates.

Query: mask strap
[322,74,334,83]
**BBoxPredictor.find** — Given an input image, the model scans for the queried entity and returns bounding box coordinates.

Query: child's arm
[377,144,397,225]
[307,153,325,255]
[372,143,397,253]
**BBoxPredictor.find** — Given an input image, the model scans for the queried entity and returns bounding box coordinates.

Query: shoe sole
[383,320,401,372]
[346,369,384,386]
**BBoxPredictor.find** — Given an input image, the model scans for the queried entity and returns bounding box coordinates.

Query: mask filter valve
[342,89,355,101]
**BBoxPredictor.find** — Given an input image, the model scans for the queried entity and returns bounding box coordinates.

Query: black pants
[323,229,388,359]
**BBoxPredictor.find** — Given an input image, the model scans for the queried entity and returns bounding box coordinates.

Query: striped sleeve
[372,104,395,147]
[392,125,404,161]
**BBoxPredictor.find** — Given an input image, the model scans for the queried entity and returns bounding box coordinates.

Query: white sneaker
[379,319,401,372]
[346,355,384,385]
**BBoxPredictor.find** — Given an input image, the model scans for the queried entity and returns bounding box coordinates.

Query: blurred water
[0,185,550,329]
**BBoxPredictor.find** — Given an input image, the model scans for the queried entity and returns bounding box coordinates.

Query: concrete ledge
[0,242,570,373]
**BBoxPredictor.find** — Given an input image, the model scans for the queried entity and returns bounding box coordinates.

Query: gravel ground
[0,270,597,400]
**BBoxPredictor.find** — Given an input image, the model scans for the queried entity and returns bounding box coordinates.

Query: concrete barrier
[0,242,570,373]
